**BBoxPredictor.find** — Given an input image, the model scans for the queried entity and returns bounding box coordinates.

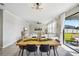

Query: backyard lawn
[64,33,79,42]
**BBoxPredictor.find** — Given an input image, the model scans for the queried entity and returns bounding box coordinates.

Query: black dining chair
[26,45,38,56]
[39,45,50,56]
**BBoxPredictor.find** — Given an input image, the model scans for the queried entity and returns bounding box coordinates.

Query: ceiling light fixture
[32,3,43,10]
[0,3,4,5]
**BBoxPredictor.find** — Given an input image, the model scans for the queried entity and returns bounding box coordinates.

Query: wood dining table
[16,38,61,56]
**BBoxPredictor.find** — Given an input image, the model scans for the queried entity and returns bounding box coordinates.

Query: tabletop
[16,38,61,46]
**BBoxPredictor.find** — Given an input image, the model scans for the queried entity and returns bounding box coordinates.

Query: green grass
[64,33,79,42]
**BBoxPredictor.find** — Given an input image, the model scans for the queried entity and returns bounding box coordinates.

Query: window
[64,12,79,53]
[47,21,56,33]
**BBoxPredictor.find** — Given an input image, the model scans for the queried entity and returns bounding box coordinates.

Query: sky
[64,19,79,27]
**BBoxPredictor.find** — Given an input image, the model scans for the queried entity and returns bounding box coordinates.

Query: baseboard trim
[3,40,17,48]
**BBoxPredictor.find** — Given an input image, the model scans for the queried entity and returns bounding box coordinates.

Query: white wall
[59,13,65,44]
[3,10,29,48]
[55,13,65,44]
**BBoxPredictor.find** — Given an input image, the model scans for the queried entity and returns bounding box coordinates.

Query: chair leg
[55,48,59,56]
[34,52,36,56]
[49,50,50,55]
[18,49,21,56]
[26,50,27,56]
[34,51,37,56]
[40,52,42,56]
[53,46,56,56]
[47,52,49,56]
[21,49,24,56]
[27,51,30,56]
[47,51,50,56]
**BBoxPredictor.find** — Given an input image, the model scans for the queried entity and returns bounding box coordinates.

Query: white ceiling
[4,3,77,24]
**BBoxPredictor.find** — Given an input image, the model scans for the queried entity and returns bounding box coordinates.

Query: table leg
[77,40,78,46]
[18,49,21,56]
[21,49,24,56]
[53,46,56,56]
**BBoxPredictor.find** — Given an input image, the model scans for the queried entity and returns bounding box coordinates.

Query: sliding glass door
[64,12,79,52]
